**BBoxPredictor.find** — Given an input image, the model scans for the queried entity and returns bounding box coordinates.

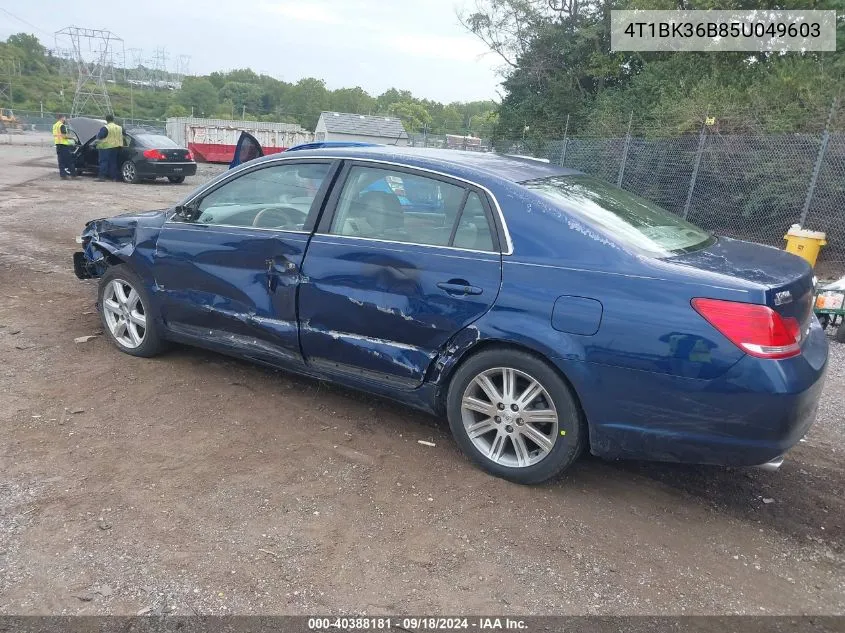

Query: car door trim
[177,155,514,255]
[308,233,503,257]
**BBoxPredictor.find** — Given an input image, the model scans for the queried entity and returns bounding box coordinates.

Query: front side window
[522,175,714,256]
[194,162,331,229]
[328,165,496,250]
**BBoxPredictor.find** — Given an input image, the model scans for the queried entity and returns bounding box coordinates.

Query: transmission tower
[174,54,191,82]
[55,26,124,116]
[0,58,20,107]
[150,47,169,89]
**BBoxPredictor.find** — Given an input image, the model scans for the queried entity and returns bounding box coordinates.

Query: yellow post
[783,224,827,267]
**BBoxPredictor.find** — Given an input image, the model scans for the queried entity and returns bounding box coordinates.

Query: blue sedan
[72,147,828,484]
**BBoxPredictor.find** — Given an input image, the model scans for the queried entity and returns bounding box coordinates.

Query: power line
[0,7,55,37]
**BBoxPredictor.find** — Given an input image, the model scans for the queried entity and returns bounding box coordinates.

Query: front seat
[357,191,405,237]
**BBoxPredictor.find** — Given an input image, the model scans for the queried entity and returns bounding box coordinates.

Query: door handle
[265,258,298,293]
[437,281,483,296]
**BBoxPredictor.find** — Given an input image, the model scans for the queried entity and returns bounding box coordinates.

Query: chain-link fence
[413,102,845,278]
[3,110,165,134]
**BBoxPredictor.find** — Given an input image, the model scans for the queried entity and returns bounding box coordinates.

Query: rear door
[298,162,504,387]
[230,132,264,169]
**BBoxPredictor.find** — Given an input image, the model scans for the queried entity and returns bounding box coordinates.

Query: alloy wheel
[102,279,146,348]
[122,162,136,182]
[460,367,559,468]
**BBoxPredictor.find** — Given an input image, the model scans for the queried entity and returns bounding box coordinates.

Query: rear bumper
[136,161,197,178]
[560,319,829,467]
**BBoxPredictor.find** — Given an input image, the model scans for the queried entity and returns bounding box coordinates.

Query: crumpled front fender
[73,209,169,279]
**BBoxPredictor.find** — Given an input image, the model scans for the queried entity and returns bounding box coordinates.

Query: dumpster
[784,224,826,267]
[165,117,313,163]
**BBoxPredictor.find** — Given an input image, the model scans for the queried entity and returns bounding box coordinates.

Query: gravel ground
[0,143,843,616]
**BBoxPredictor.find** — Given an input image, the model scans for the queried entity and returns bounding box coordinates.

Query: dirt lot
[0,141,843,616]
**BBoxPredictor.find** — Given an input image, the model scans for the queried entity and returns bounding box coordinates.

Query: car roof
[254,145,580,184]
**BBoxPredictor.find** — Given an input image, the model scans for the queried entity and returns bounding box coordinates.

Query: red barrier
[188,143,286,163]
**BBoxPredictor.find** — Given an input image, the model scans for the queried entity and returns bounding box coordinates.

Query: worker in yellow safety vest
[52,113,76,179]
[95,114,124,182]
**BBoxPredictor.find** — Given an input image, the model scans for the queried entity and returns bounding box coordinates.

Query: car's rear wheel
[446,349,584,484]
[98,265,165,357]
[121,160,139,184]
[836,323,845,344]
[168,176,185,184]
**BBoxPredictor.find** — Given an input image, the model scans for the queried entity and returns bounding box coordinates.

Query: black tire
[836,324,845,344]
[121,160,139,184]
[446,348,585,484]
[168,176,185,184]
[97,264,166,358]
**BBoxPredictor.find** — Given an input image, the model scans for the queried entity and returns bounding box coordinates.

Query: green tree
[5,33,48,73]
[376,88,414,112]
[165,104,189,118]
[219,81,263,115]
[288,78,330,129]
[330,87,376,114]
[387,101,432,133]
[177,77,218,116]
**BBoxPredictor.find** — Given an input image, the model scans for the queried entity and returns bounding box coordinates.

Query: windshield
[522,175,714,257]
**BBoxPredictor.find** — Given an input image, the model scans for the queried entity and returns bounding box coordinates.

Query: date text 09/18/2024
[307,617,528,630]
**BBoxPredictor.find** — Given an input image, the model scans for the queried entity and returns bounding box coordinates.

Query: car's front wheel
[168,176,185,184]
[98,265,165,357]
[121,160,139,184]
[446,349,585,484]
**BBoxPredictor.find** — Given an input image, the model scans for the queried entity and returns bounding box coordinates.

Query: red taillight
[185,150,194,161]
[143,149,166,160]
[691,298,801,359]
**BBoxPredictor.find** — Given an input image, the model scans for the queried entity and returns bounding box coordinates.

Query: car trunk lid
[161,148,191,161]
[671,235,815,331]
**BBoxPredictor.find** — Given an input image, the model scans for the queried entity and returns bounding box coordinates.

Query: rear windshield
[521,175,715,256]
[135,134,179,148]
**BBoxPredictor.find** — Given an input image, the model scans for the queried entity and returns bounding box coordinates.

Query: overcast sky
[1,0,504,103]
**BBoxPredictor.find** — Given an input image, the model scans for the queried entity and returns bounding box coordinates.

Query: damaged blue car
[73,145,828,484]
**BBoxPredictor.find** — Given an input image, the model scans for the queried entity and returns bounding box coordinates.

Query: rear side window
[135,134,179,148]
[522,175,714,256]
[453,192,495,252]
[328,165,497,251]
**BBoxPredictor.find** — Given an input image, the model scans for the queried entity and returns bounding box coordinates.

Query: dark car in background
[68,116,197,184]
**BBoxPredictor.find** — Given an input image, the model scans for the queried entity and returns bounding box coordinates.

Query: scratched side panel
[298,236,502,386]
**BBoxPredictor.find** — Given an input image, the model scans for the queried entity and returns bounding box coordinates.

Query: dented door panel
[153,224,306,361]
[298,236,502,387]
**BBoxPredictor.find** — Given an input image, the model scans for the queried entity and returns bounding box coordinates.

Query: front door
[153,159,338,363]
[298,162,503,387]
[229,132,264,169]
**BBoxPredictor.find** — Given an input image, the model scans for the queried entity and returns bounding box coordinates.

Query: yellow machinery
[0,109,21,130]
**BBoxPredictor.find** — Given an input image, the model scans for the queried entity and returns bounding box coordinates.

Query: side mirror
[174,202,200,222]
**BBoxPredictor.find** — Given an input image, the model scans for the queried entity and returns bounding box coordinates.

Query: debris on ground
[74,335,99,343]
[417,440,436,447]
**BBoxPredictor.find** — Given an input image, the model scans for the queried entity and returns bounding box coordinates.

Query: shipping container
[165,117,314,163]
